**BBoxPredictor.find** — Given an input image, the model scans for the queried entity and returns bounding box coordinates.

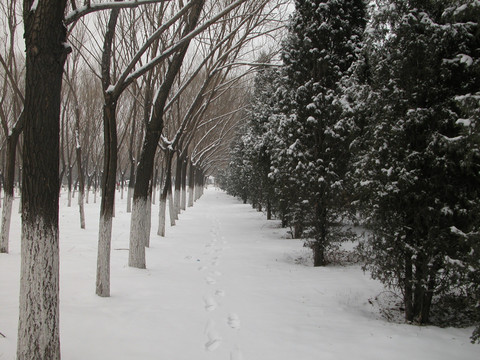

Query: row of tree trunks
[128,0,205,268]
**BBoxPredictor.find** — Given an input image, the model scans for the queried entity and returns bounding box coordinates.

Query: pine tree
[272,0,366,265]
[355,0,480,325]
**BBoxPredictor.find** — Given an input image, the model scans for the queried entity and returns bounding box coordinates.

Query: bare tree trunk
[127,160,135,213]
[158,192,167,237]
[67,165,72,207]
[173,153,182,219]
[181,157,187,211]
[152,166,158,205]
[120,171,125,200]
[17,1,69,358]
[188,160,195,207]
[157,152,173,237]
[96,6,120,297]
[168,180,176,226]
[96,97,118,297]
[75,131,86,229]
[1,125,22,253]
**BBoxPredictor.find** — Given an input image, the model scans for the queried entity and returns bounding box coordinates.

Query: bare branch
[65,0,171,25]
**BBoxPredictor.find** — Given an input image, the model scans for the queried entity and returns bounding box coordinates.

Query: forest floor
[0,187,478,359]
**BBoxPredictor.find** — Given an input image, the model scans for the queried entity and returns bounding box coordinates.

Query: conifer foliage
[354,0,480,328]
[220,0,480,340]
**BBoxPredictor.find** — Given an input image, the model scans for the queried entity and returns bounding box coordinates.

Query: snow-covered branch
[65,0,170,25]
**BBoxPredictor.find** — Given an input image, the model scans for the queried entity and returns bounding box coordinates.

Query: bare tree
[17,1,170,358]
[0,0,24,254]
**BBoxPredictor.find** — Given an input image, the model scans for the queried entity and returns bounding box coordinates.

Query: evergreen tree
[271,0,366,265]
[354,0,480,326]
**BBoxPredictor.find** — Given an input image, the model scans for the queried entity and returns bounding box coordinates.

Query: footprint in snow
[205,276,217,285]
[215,289,226,297]
[209,270,222,277]
[204,296,218,312]
[204,320,222,352]
[227,313,241,329]
[198,266,208,271]
[205,338,222,352]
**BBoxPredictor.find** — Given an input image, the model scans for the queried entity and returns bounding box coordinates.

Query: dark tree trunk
[312,204,327,267]
[188,160,195,207]
[75,141,86,229]
[157,150,174,236]
[152,166,158,205]
[1,122,23,253]
[96,96,118,296]
[174,153,183,219]
[405,249,414,322]
[67,165,73,206]
[96,5,120,297]
[180,157,187,211]
[18,1,69,359]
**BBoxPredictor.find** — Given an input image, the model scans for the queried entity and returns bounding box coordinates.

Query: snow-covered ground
[0,187,477,359]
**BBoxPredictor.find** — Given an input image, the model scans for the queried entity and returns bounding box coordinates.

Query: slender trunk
[168,184,175,226]
[1,132,21,253]
[421,273,436,323]
[96,98,118,297]
[0,194,13,253]
[145,189,152,248]
[174,154,182,219]
[158,152,173,236]
[18,0,68,357]
[405,250,414,322]
[188,160,195,207]
[67,166,72,207]
[267,199,272,220]
[72,179,77,198]
[128,131,161,268]
[194,168,200,201]
[86,174,91,204]
[312,204,327,267]
[127,160,135,213]
[181,158,187,211]
[152,167,158,205]
[75,140,86,229]
[120,172,125,200]
[158,191,167,237]
[93,171,98,204]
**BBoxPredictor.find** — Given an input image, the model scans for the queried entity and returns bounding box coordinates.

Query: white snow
[456,118,472,127]
[458,54,474,67]
[30,0,39,12]
[0,188,478,359]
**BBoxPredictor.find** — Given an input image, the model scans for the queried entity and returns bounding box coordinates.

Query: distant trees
[219,0,480,340]
[221,0,367,266]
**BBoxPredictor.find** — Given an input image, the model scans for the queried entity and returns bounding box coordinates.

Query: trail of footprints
[200,218,243,359]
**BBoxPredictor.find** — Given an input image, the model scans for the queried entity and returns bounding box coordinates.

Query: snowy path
[0,188,478,359]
